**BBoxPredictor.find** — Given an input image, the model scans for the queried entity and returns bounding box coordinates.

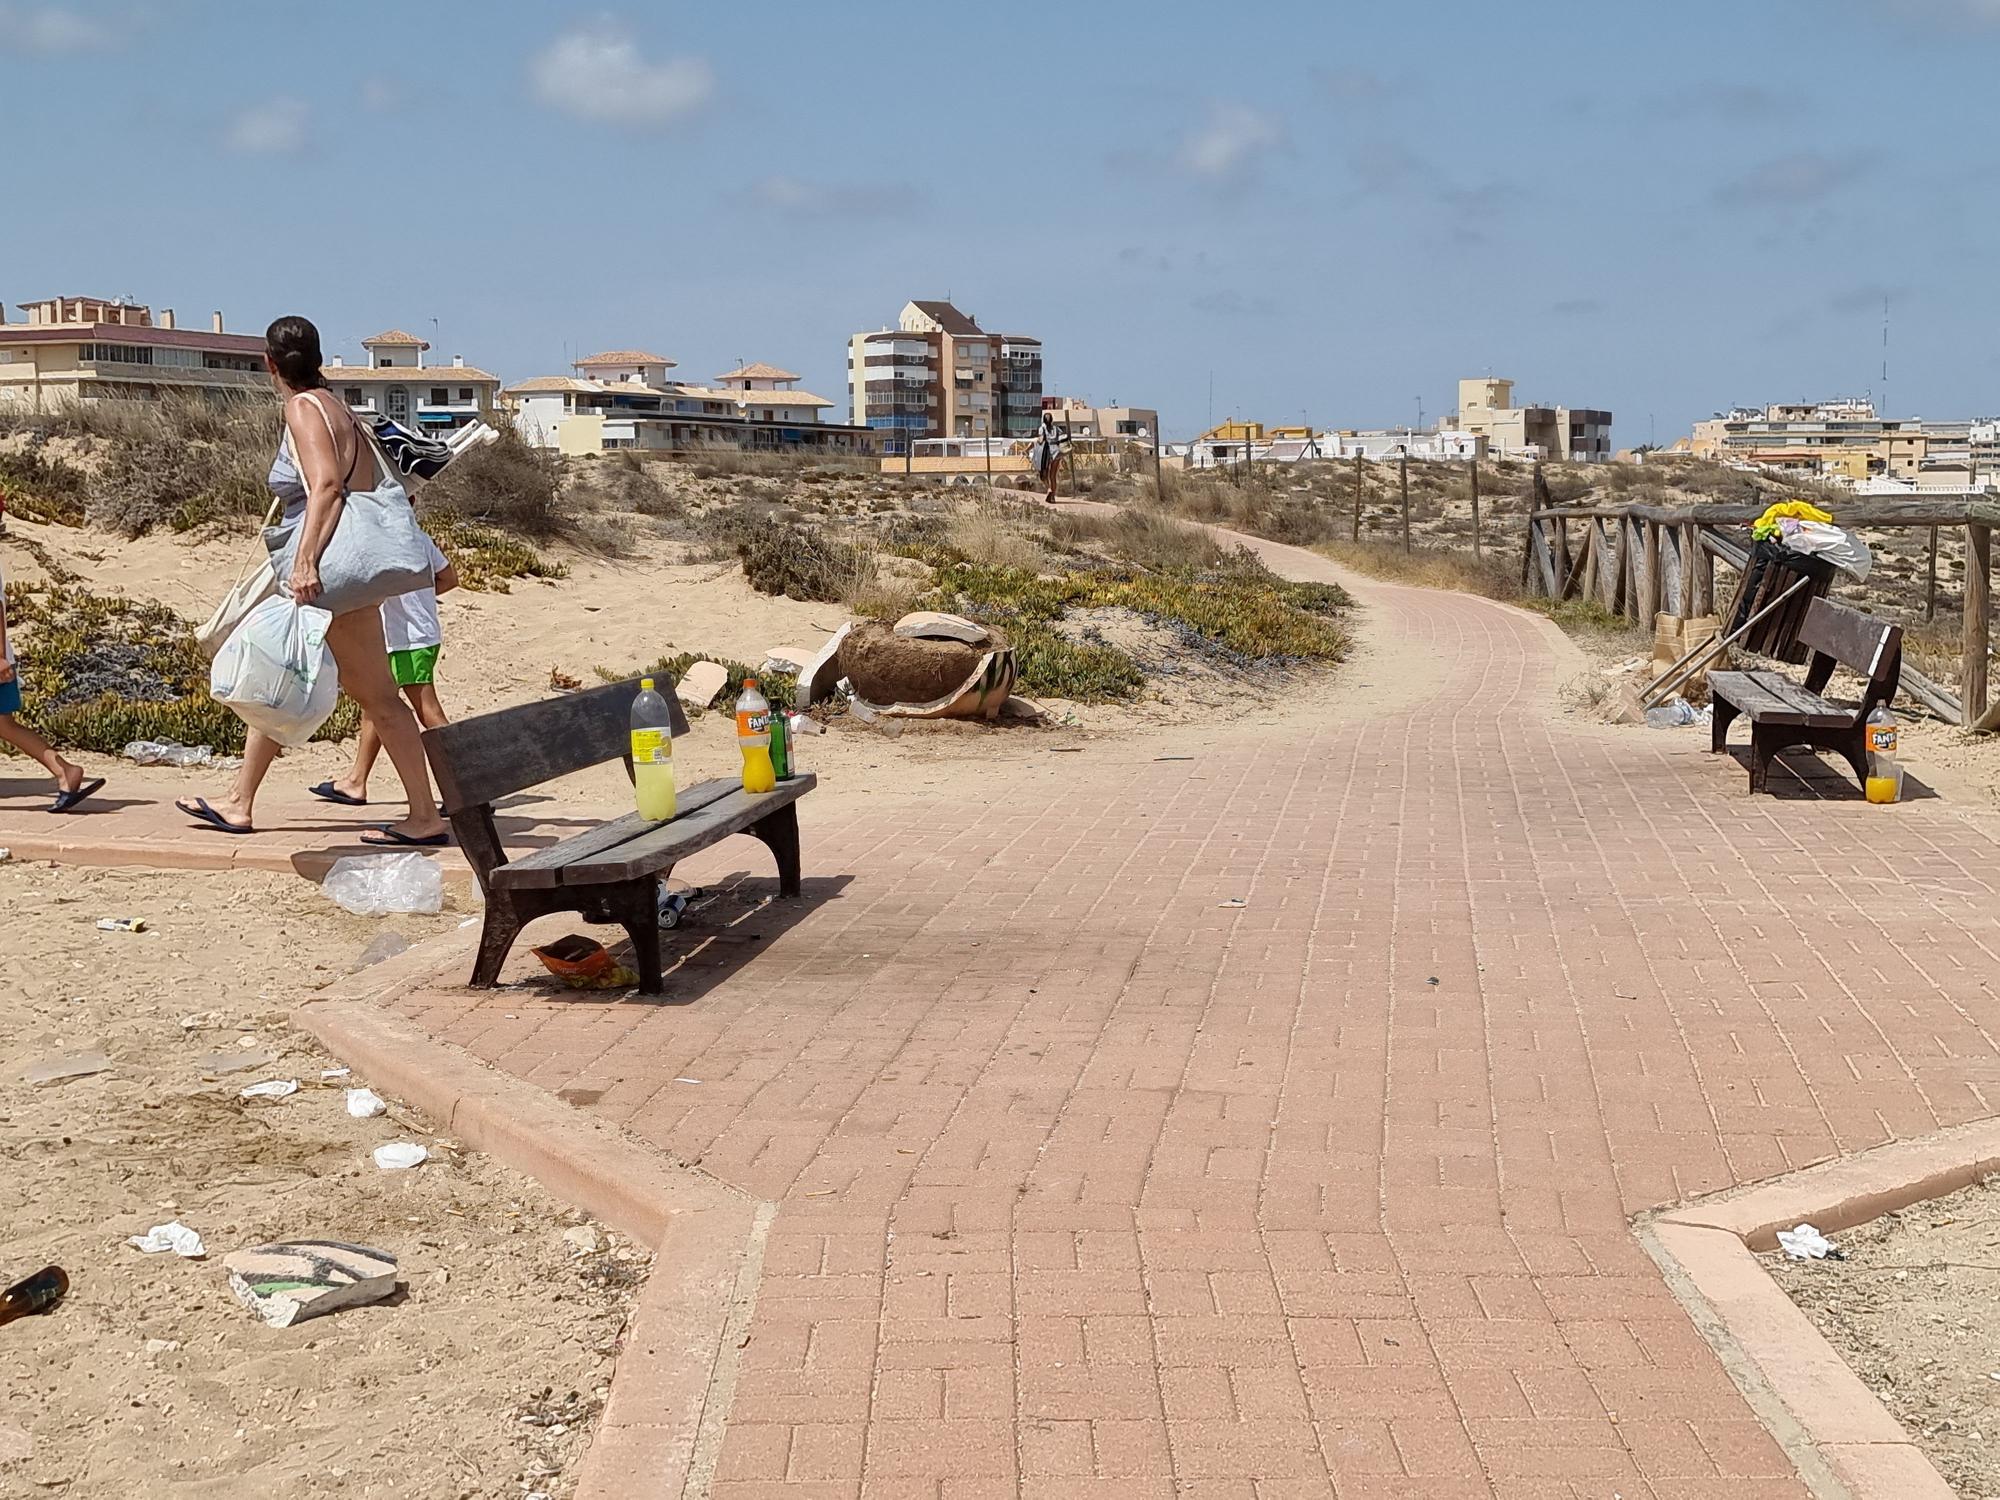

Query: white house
[325,328,500,432]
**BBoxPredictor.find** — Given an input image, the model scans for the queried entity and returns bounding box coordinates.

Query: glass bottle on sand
[630,678,676,821]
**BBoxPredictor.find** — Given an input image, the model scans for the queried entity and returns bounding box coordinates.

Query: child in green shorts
[309,533,456,807]
[0,546,105,813]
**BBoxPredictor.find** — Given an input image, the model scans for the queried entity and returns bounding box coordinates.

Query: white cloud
[752,174,912,220]
[0,3,114,54]
[1177,103,1285,181]
[530,22,713,129]
[224,97,310,157]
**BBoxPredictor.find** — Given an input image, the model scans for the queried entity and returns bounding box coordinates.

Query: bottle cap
[640,677,654,691]
[744,676,759,687]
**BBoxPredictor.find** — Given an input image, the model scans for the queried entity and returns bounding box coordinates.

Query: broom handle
[1640,576,1811,708]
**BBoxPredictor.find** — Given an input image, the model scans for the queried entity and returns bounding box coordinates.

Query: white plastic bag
[322,852,444,916]
[1780,520,1873,582]
[209,596,339,747]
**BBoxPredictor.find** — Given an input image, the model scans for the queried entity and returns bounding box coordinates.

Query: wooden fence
[1521,495,1997,729]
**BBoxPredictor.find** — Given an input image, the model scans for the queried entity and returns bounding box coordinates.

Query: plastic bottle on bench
[736,678,777,794]
[629,677,676,821]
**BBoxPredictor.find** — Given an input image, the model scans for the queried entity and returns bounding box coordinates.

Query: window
[429,387,448,405]
[387,386,410,422]
[344,387,363,404]
[457,387,473,402]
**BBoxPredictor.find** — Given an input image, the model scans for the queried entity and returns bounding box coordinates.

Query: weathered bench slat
[560,775,817,886]
[494,779,741,888]
[1711,670,1848,727]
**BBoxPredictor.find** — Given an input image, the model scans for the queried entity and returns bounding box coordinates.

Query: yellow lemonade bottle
[630,677,677,821]
[736,678,777,794]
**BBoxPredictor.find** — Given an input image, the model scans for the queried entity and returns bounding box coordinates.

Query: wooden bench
[1709,597,1902,794]
[423,678,816,995]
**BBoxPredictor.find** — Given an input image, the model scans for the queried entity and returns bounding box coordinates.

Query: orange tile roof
[327,364,498,384]
[504,376,602,394]
[715,361,801,382]
[575,350,674,368]
[362,328,429,347]
[677,384,833,407]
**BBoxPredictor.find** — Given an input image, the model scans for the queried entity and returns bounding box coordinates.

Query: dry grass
[945,505,1046,571]
[1318,539,1637,642]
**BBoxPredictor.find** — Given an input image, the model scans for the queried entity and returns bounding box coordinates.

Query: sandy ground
[0,862,648,1500]
[1772,1178,2000,1500]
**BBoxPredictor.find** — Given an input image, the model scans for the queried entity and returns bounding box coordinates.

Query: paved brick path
[395,537,2000,1498]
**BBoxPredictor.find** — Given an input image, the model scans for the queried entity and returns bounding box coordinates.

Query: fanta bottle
[1865,704,1901,804]
[736,678,777,794]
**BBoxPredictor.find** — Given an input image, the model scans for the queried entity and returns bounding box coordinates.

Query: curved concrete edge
[296,959,771,1500]
[1640,1122,2000,1500]
[1660,1114,2000,1251]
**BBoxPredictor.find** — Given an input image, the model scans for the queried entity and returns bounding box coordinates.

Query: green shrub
[739,522,871,602]
[599,651,795,711]
[417,425,567,539]
[1,583,359,754]
[89,398,274,537]
[425,511,568,593]
[0,448,88,526]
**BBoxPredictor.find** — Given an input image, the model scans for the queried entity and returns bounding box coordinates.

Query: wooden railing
[1522,497,1996,728]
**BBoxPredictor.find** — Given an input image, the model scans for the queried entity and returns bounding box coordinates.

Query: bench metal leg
[1711,698,1739,753]
[471,894,527,989]
[750,802,802,898]
[605,877,664,996]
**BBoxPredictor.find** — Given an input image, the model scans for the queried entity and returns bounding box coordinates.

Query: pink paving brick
[363,540,2000,1494]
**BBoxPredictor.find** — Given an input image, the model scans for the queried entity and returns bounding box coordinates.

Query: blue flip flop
[50,777,105,814]
[309,781,367,807]
[177,797,253,836]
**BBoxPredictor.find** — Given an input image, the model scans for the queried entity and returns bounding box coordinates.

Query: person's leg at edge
[408,681,447,731]
[325,610,444,838]
[178,729,280,831]
[0,713,88,795]
[336,718,383,803]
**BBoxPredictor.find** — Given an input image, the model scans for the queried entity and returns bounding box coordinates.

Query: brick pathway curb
[1644,1120,2000,1500]
[299,929,770,1499]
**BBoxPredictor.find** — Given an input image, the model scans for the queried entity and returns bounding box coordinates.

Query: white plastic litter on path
[239,1079,299,1100]
[1777,1223,1841,1260]
[373,1142,428,1170]
[346,1088,387,1119]
[128,1221,206,1258]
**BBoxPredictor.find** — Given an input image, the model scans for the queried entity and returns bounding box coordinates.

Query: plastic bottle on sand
[630,678,677,821]
[736,678,776,794]
[1865,704,1901,805]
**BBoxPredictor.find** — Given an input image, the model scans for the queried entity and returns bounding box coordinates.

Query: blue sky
[5,0,1998,443]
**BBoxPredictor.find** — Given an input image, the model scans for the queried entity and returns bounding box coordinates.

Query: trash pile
[1753,500,1872,582]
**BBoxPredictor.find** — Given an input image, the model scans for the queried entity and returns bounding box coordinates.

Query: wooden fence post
[1468,456,1482,560]
[1927,526,1941,623]
[1351,452,1363,542]
[1965,523,1991,727]
[1399,452,1411,554]
[1639,518,1661,622]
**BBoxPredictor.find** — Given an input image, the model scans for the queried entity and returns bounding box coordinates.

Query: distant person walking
[310,535,457,808]
[177,315,448,845]
[1034,410,1065,505]
[0,548,103,814]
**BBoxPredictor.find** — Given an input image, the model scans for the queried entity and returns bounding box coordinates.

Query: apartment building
[1454,376,1612,463]
[1688,400,1926,479]
[0,296,267,410]
[325,329,500,432]
[1042,395,1161,444]
[507,347,867,457]
[847,299,1042,455]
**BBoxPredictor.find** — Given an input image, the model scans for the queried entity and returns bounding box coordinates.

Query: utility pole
[1469,454,1482,560]
[1399,451,1411,554]
[1352,451,1363,542]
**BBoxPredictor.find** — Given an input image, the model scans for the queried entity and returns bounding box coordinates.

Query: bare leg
[407,682,448,731]
[0,714,85,792]
[179,729,280,830]
[336,717,384,802]
[325,610,444,838]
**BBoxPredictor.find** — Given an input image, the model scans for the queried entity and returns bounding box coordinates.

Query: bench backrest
[1798,598,1902,718]
[424,678,691,877]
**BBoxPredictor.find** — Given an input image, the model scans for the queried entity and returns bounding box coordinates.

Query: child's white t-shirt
[378,534,450,653]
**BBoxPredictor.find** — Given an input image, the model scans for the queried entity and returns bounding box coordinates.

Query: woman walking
[177,315,448,844]
[1034,410,1065,504]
